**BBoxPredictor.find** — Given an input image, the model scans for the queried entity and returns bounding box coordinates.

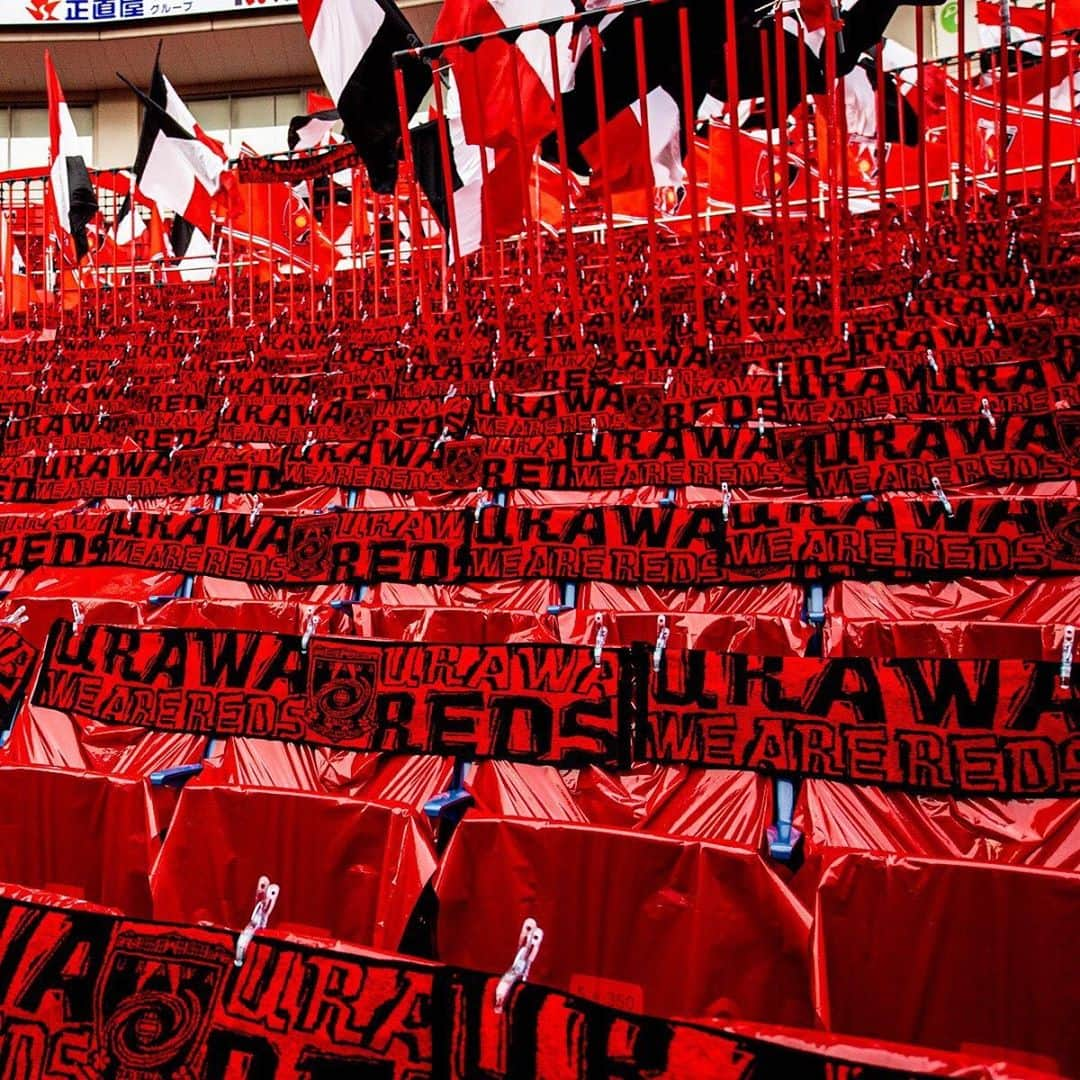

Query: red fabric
[813,853,1080,1077]
[151,784,436,949]
[434,817,813,1024]
[0,765,156,914]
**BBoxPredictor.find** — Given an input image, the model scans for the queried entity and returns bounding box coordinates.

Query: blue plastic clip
[546,580,577,615]
[766,779,802,861]
[150,763,204,787]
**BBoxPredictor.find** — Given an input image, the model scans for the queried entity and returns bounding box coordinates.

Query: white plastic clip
[757,408,765,436]
[592,615,608,668]
[980,397,996,430]
[1061,626,1075,689]
[405,357,414,376]
[234,876,279,967]
[45,443,57,464]
[71,600,84,636]
[301,612,320,654]
[1,606,27,629]
[776,360,783,387]
[4,411,13,429]
[444,383,458,404]
[433,426,451,452]
[494,918,544,1014]
[169,437,184,461]
[590,417,599,448]
[926,348,938,374]
[473,487,491,523]
[125,494,135,524]
[653,615,670,673]
[96,405,109,425]
[721,482,732,523]
[301,430,317,456]
[122,378,133,396]
[931,476,954,518]
[489,379,497,403]
[249,494,262,526]
[986,312,996,334]
[219,395,231,418]
[664,367,674,395]
[307,392,319,417]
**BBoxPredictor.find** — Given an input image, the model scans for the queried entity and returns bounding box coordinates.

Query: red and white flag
[45,51,98,262]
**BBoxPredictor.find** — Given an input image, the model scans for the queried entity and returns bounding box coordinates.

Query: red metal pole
[724,0,750,336]
[1040,12,1055,264]
[633,15,665,347]
[677,4,706,343]
[547,32,585,355]
[589,24,626,354]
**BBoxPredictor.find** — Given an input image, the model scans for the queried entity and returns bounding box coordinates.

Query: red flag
[433,0,576,150]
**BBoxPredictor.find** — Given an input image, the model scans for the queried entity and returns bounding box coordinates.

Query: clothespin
[931,476,954,518]
[681,311,690,330]
[979,396,996,430]
[301,430,317,456]
[234,876,279,967]
[169,437,184,461]
[776,360,784,388]
[125,494,135,524]
[757,408,765,436]
[590,417,599,448]
[489,378,496,403]
[592,614,608,668]
[494,918,543,1014]
[249,494,262,526]
[473,487,492,523]
[721,482,733,522]
[2,605,28,628]
[653,615,670,673]
[663,368,674,395]
[45,443,57,464]
[842,321,850,343]
[307,392,319,417]
[433,426,451,452]
[926,348,938,375]
[443,383,459,405]
[1061,626,1075,689]
[5,411,14,429]
[405,356,413,376]
[301,612,320,654]
[97,405,109,425]
[219,395,231,418]
[986,312,996,334]
[71,600,84,636]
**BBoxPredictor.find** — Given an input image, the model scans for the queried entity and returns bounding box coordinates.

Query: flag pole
[547,33,585,357]
[1040,8,1055,266]
[429,63,465,304]
[773,9,794,333]
[632,15,665,348]
[998,0,1010,272]
[724,0,750,337]
[393,62,433,352]
[677,3,706,345]
[957,0,968,261]
[588,23,627,355]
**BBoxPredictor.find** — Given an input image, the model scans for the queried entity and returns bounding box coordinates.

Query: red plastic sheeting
[3,566,184,644]
[570,582,811,653]
[151,784,437,949]
[435,817,813,1024]
[795,781,1080,872]
[0,765,157,914]
[356,579,560,642]
[813,853,1080,1077]
[825,577,1080,660]
[6,705,205,777]
[468,762,772,844]
[196,738,454,809]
